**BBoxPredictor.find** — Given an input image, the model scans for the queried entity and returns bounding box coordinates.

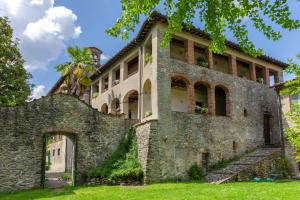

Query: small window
[58,148,60,156]
[255,66,264,84]
[144,36,152,65]
[213,54,230,74]
[233,141,238,152]
[269,70,279,86]
[237,60,251,80]
[127,56,139,77]
[101,75,109,92]
[194,45,208,67]
[53,149,55,157]
[170,38,187,62]
[112,67,121,86]
[92,81,100,97]
[243,109,248,117]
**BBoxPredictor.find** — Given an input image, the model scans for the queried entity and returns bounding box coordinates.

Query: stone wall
[0,94,127,192]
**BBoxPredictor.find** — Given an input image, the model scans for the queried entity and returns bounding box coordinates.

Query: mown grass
[1,181,300,200]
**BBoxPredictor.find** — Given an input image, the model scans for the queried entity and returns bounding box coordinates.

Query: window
[101,75,109,92]
[170,38,187,62]
[269,70,279,86]
[213,54,230,74]
[57,148,60,156]
[255,66,264,84]
[112,67,120,86]
[92,81,100,97]
[144,36,152,65]
[171,76,189,112]
[237,60,251,80]
[194,45,208,67]
[101,103,108,114]
[194,83,208,114]
[53,149,55,157]
[243,109,248,117]
[125,56,139,79]
[215,86,227,116]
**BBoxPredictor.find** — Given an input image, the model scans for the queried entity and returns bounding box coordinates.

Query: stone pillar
[250,62,256,81]
[263,67,270,86]
[187,84,195,113]
[208,87,215,115]
[229,55,237,76]
[186,40,195,65]
[207,50,214,69]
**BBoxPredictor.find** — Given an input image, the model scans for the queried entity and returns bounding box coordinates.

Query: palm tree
[55,46,98,97]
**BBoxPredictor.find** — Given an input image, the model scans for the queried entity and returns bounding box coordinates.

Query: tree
[55,46,97,97]
[107,0,300,56]
[0,17,32,106]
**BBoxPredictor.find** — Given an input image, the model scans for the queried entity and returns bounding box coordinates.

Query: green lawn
[1,181,300,200]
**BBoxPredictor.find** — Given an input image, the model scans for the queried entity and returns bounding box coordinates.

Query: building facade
[49,12,287,181]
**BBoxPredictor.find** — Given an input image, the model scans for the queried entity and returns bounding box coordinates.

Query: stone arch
[214,84,229,116]
[171,75,190,112]
[123,90,139,119]
[0,94,127,192]
[194,81,209,113]
[143,79,152,118]
[101,103,108,114]
[111,98,121,115]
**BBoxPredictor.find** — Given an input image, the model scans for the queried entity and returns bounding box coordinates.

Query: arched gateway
[0,94,127,192]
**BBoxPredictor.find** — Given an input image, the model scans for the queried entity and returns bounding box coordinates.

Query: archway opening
[143,80,152,118]
[43,133,76,188]
[171,76,189,112]
[123,90,139,119]
[194,82,208,114]
[111,98,121,115]
[215,86,227,116]
[101,103,108,114]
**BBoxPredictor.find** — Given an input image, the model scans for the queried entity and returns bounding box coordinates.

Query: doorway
[263,114,271,145]
[41,133,76,188]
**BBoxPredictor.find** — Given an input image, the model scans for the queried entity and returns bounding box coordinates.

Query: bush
[60,173,72,181]
[86,127,143,184]
[188,163,205,180]
[276,157,292,178]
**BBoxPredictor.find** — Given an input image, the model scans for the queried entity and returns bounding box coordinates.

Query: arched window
[123,90,139,119]
[171,76,189,112]
[194,82,208,114]
[143,80,152,118]
[215,86,228,116]
[111,98,120,115]
[101,103,108,114]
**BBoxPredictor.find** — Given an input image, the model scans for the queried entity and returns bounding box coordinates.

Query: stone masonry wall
[0,94,127,192]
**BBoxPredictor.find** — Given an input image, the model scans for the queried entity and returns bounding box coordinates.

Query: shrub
[276,157,292,178]
[60,173,72,181]
[188,163,205,180]
[86,127,143,184]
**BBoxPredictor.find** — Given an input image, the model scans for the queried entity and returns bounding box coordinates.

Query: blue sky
[1,0,300,98]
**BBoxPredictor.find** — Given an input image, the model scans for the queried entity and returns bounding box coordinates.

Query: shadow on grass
[0,186,77,200]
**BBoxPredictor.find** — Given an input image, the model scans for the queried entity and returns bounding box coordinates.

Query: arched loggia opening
[215,85,228,116]
[194,82,209,114]
[42,132,76,188]
[123,90,139,119]
[143,80,152,118]
[111,98,121,115]
[171,76,190,112]
[101,103,108,114]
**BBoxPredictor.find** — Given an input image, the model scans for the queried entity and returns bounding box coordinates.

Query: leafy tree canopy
[107,0,300,57]
[280,54,300,95]
[0,17,32,106]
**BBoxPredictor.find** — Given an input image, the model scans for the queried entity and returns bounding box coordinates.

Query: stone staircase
[205,147,281,184]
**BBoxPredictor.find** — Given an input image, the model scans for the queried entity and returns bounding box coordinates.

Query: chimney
[89,47,102,67]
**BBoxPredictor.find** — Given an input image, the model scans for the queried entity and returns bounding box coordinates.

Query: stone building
[46,135,74,173]
[48,12,287,182]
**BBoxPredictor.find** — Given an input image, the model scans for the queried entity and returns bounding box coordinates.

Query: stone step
[205,147,281,184]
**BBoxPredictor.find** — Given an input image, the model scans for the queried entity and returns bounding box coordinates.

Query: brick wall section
[186,40,195,65]
[250,62,256,81]
[263,67,270,86]
[229,55,237,76]
[0,94,127,192]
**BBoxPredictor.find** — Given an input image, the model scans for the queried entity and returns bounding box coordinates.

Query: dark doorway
[263,114,271,145]
[215,87,227,116]
[41,133,76,188]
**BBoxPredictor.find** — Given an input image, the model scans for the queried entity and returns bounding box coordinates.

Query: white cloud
[0,0,81,71]
[101,54,109,62]
[29,85,46,100]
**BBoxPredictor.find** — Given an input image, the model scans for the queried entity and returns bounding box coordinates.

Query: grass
[1,181,300,200]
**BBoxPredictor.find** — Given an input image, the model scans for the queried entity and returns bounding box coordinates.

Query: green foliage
[86,127,143,184]
[45,162,51,171]
[281,54,300,95]
[0,17,32,106]
[196,56,208,67]
[285,103,300,162]
[55,46,97,97]
[276,157,292,178]
[107,1,300,56]
[60,173,72,181]
[144,52,153,64]
[187,163,205,180]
